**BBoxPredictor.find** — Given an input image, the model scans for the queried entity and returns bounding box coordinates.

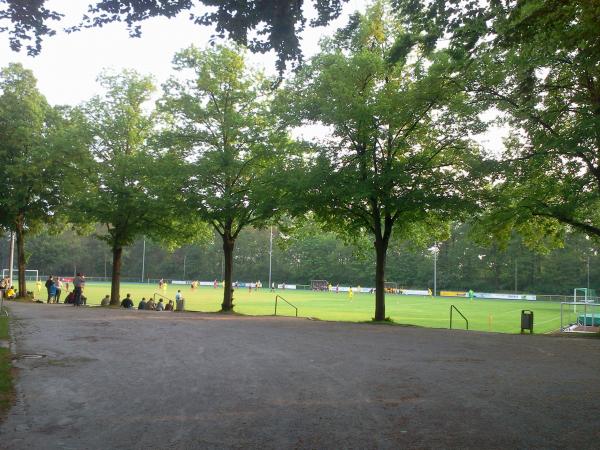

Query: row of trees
[1,1,598,320]
[1,223,597,296]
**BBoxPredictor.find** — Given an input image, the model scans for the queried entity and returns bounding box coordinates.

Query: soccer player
[348,287,354,299]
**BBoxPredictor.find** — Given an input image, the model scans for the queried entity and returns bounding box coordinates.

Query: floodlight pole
[587,255,590,291]
[141,237,146,283]
[514,259,518,294]
[183,254,187,280]
[431,243,439,297]
[268,226,273,290]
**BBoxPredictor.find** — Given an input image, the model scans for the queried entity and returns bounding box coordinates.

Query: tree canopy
[282,1,483,320]
[159,44,293,310]
[0,63,85,296]
[0,0,349,72]
[396,0,600,244]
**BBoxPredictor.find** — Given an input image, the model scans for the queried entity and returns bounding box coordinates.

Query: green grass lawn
[27,282,566,334]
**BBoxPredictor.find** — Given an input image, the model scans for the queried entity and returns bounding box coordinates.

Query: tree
[1,0,348,72]
[159,44,291,311]
[0,63,84,296]
[396,0,600,243]
[74,69,199,304]
[282,2,483,321]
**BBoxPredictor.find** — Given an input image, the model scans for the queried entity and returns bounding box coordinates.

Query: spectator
[55,278,63,303]
[156,299,165,311]
[73,273,85,306]
[64,291,75,304]
[138,297,147,310]
[165,299,174,311]
[121,293,134,309]
[6,286,16,299]
[146,298,156,311]
[100,295,110,307]
[45,275,54,303]
[49,283,57,303]
[175,290,182,302]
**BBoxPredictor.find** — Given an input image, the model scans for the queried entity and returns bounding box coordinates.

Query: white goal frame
[2,269,39,284]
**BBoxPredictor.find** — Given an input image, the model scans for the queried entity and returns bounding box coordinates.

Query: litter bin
[176,298,185,312]
[521,310,534,334]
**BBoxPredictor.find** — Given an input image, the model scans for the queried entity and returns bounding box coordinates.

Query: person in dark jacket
[121,293,134,309]
[44,275,54,303]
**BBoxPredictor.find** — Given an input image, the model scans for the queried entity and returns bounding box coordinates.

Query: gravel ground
[1,302,599,449]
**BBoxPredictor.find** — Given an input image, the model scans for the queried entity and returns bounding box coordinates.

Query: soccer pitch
[36,282,566,334]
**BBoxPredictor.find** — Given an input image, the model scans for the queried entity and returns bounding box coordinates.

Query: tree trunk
[374,236,389,321]
[15,213,26,298]
[221,232,235,311]
[109,245,123,305]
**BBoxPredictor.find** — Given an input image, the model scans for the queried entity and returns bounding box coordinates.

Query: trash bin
[176,298,185,312]
[521,310,534,334]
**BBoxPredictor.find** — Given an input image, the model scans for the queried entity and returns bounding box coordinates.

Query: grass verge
[0,313,13,419]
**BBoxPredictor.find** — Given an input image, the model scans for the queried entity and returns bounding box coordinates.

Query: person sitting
[64,291,75,304]
[6,286,16,299]
[138,297,147,310]
[100,295,110,307]
[155,299,165,311]
[121,293,134,309]
[146,298,156,311]
[165,299,174,311]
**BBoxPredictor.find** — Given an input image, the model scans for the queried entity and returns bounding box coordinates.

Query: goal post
[2,269,39,283]
[573,288,596,313]
[310,280,329,291]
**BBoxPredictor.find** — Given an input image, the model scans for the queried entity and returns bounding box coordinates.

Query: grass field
[24,282,568,334]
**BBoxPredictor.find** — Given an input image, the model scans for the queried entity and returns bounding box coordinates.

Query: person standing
[44,275,54,303]
[54,278,63,303]
[73,272,85,306]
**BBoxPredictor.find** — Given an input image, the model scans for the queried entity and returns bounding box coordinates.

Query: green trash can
[521,310,534,334]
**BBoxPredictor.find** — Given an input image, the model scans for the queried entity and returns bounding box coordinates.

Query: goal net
[2,269,39,283]
[574,288,597,303]
[561,301,600,333]
[311,280,329,291]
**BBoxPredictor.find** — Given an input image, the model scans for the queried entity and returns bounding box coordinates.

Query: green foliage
[159,44,295,309]
[1,0,348,72]
[398,0,600,243]
[281,1,484,319]
[0,63,86,294]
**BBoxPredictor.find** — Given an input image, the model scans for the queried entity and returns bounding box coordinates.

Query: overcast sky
[0,0,505,152]
[0,0,366,106]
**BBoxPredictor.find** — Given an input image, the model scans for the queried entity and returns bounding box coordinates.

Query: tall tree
[0,63,84,296]
[397,0,600,243]
[1,0,348,72]
[283,2,483,321]
[159,44,291,311]
[75,69,198,304]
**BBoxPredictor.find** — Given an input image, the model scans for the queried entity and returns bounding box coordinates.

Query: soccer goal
[384,282,398,294]
[311,280,329,291]
[561,301,600,333]
[2,269,39,283]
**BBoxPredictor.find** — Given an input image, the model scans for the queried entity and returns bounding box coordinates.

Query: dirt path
[1,302,599,449]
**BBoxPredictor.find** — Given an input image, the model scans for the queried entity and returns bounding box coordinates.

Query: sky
[0,0,365,106]
[0,0,506,152]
